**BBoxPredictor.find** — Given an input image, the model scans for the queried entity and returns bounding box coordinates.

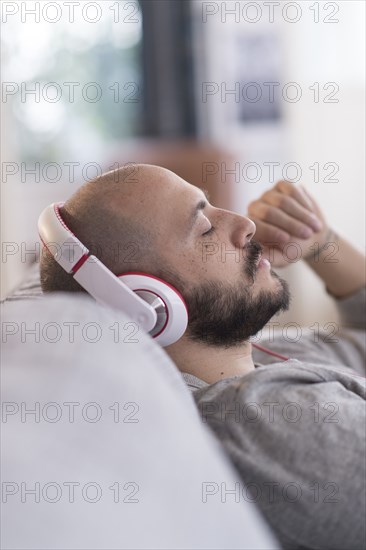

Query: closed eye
[202,226,215,236]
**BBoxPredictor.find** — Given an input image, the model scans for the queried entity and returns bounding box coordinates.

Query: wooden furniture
[107,138,238,210]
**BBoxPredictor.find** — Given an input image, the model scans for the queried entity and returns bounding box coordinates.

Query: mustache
[244,240,263,280]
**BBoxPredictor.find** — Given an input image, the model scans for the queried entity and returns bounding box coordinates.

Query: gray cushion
[1,292,279,549]
[1,262,43,303]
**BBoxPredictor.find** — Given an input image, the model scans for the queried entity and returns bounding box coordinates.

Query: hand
[247,180,330,267]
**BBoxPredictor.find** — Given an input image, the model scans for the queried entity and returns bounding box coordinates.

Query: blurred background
[1,0,365,327]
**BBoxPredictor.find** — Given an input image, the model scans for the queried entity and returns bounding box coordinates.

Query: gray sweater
[182,286,366,550]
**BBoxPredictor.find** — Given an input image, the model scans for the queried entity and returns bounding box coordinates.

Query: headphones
[38,203,189,347]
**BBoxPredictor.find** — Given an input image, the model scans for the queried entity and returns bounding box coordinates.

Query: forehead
[130,166,207,219]
[142,166,199,197]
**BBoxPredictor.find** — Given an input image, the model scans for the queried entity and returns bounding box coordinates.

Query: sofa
[1,263,280,549]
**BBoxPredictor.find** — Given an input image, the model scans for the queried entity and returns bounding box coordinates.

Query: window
[2,0,144,168]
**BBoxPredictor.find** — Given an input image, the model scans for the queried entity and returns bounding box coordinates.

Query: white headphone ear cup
[118,273,188,347]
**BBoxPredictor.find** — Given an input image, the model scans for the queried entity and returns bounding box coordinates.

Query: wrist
[303,226,336,263]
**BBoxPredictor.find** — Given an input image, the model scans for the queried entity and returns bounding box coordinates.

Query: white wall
[1,3,142,300]
[0,95,82,299]
[192,0,365,326]
[278,2,365,325]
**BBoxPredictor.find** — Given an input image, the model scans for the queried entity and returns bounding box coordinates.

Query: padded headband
[38,203,158,331]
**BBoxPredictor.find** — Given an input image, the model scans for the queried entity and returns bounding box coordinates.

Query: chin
[254,267,280,291]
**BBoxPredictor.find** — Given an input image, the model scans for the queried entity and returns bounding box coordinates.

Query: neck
[165,336,255,384]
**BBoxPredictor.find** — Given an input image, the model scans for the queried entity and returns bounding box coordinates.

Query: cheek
[193,247,233,277]
[174,240,242,279]
[174,248,211,279]
[199,244,244,270]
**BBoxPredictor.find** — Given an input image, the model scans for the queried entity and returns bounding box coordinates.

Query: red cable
[252,342,366,380]
[252,342,290,362]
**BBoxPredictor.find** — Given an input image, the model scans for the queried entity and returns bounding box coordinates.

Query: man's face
[122,165,290,346]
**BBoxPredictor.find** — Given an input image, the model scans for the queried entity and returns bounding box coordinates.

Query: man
[41,164,366,550]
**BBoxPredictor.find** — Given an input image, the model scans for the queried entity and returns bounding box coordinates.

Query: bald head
[40,163,290,350]
[40,164,185,293]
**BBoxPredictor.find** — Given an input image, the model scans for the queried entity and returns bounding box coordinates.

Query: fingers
[250,203,316,239]
[247,181,324,240]
[262,190,322,230]
[300,185,318,209]
[250,218,291,245]
[275,180,314,211]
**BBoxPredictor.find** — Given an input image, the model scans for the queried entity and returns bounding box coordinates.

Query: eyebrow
[187,188,211,233]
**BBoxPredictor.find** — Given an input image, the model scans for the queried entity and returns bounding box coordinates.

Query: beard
[178,240,291,348]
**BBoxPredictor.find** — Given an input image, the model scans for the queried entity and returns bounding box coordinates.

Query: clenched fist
[247,180,330,267]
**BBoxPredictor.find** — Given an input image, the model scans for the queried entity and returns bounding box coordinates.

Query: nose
[232,214,256,249]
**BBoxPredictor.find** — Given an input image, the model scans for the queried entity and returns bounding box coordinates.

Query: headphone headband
[38,203,188,346]
[38,203,88,272]
[38,203,158,333]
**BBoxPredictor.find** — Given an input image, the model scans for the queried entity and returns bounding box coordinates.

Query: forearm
[304,228,366,298]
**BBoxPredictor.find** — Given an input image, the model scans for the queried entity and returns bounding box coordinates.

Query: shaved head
[41,163,289,350]
[40,164,185,293]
